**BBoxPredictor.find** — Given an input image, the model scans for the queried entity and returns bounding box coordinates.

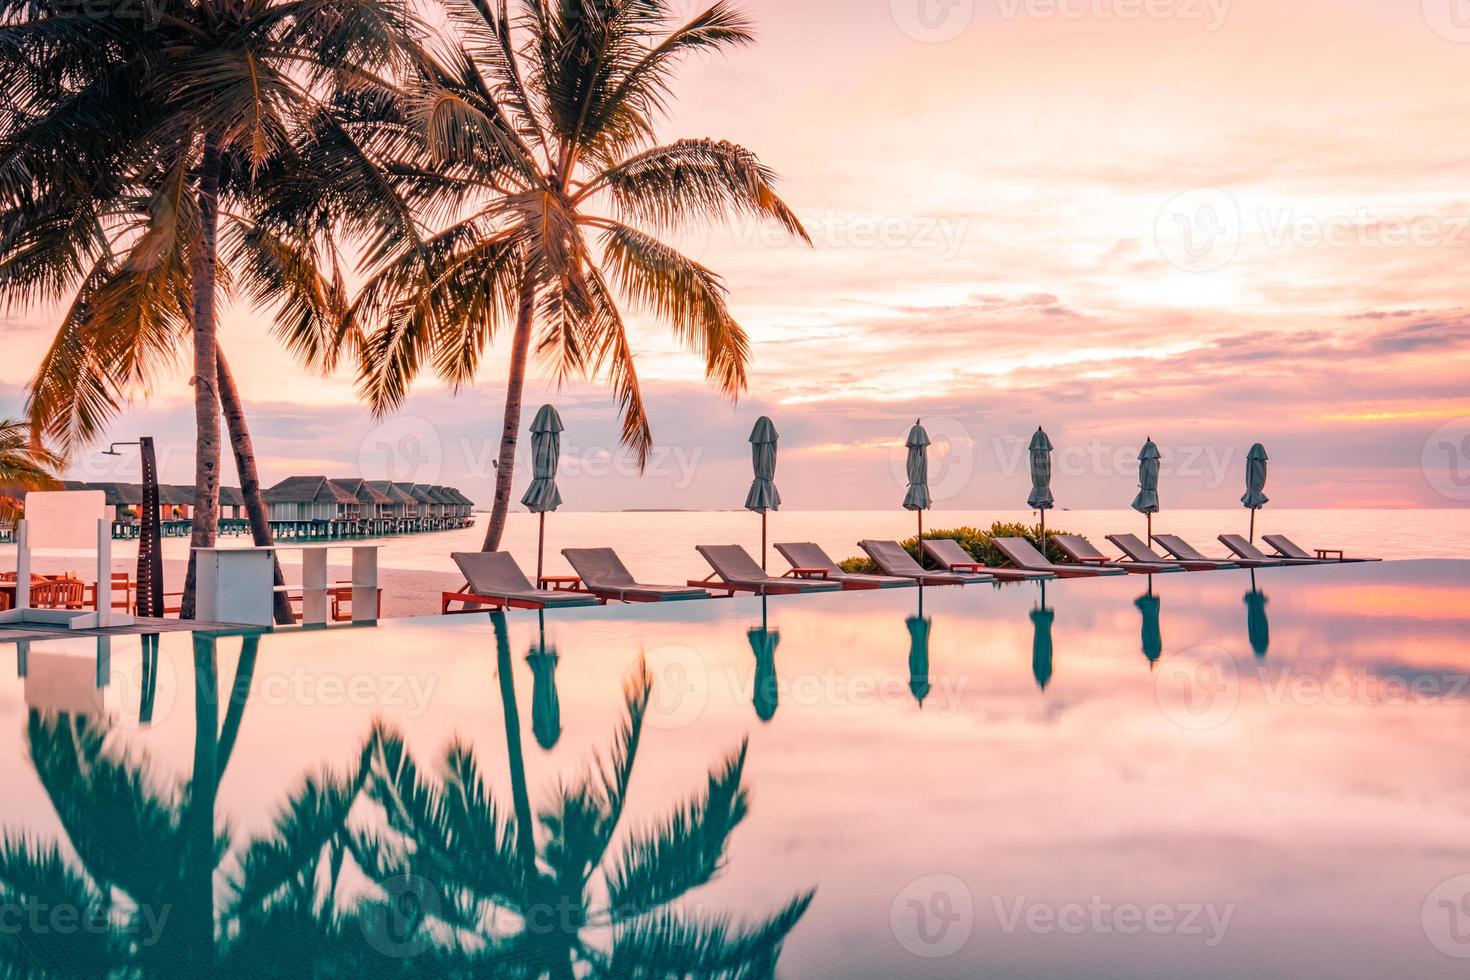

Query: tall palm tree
[0,0,419,617]
[332,0,808,552]
[0,418,61,519]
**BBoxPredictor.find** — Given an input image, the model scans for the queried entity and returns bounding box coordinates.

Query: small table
[785,567,830,580]
[1315,549,1345,562]
[539,575,583,592]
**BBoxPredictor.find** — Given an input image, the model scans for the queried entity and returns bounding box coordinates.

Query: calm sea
[15,508,1463,583]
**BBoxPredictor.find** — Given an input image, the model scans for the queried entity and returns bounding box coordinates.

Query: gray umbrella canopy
[520,404,564,513]
[744,416,781,513]
[1241,443,1269,509]
[1027,427,1055,510]
[1132,438,1161,515]
[902,420,932,512]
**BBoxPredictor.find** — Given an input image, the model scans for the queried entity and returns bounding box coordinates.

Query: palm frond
[598,222,748,398]
[604,739,750,917]
[607,890,815,978]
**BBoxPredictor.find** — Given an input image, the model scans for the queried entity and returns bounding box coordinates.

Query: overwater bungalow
[369,481,419,530]
[332,477,397,534]
[264,476,362,539]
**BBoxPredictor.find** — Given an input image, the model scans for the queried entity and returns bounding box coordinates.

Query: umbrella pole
[1147,513,1152,547]
[1249,508,1255,543]
[761,511,767,571]
[536,512,546,588]
[1039,511,1046,559]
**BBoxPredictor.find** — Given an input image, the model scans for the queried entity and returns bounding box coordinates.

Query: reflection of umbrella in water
[1031,580,1055,691]
[527,609,562,749]
[748,596,780,722]
[907,589,931,706]
[1245,570,1270,658]
[1135,580,1162,669]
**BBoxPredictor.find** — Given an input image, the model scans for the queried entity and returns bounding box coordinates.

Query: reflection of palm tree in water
[363,610,814,976]
[0,635,378,975]
[1,619,812,976]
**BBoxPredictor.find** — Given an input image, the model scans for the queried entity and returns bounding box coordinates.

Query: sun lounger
[992,537,1127,578]
[773,542,916,589]
[562,548,712,602]
[1056,534,1183,573]
[1218,534,1325,565]
[1153,534,1277,568]
[859,540,988,585]
[1101,533,1214,572]
[443,552,603,613]
[920,537,1053,581]
[1261,534,1379,563]
[692,545,844,596]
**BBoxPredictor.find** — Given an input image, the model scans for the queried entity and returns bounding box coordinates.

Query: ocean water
[15,508,1464,582]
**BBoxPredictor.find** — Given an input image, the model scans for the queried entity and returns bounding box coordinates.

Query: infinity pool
[2,560,1468,978]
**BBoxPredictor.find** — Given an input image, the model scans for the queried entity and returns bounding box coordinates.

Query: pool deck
[0,616,259,644]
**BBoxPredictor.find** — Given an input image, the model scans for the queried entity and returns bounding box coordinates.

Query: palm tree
[333,0,808,551]
[360,616,815,976]
[0,418,61,519]
[0,0,419,617]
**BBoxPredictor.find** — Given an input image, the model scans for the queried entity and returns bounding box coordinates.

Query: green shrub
[840,520,1076,571]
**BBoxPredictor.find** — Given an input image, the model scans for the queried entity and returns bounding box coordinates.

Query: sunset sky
[5,0,1470,511]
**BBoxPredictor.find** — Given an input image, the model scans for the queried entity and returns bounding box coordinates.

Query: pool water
[2,560,1468,978]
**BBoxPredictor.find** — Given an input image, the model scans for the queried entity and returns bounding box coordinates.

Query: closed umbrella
[1132,438,1161,545]
[1242,443,1269,542]
[744,417,781,570]
[1245,570,1270,658]
[1031,581,1055,691]
[527,611,561,749]
[1135,584,1162,669]
[1028,427,1055,559]
[521,404,564,586]
[903,420,932,545]
[907,590,932,706]
[748,597,779,722]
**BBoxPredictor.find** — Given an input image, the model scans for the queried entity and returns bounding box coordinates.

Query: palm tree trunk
[180,135,224,620]
[217,349,294,625]
[481,279,537,552]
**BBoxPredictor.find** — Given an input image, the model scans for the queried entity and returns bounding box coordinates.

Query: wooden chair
[34,577,87,610]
